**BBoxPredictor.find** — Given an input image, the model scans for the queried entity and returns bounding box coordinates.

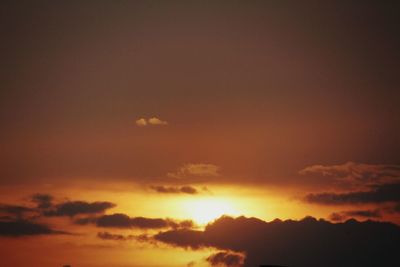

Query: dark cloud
[206,251,245,267]
[329,209,381,222]
[96,213,132,228]
[45,201,115,217]
[78,213,194,230]
[31,193,53,209]
[150,185,198,194]
[343,209,381,218]
[393,203,400,213]
[305,182,400,205]
[0,219,66,237]
[97,231,134,241]
[154,216,400,267]
[97,231,151,242]
[0,204,34,219]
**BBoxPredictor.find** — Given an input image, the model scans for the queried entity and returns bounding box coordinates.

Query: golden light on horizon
[182,196,241,225]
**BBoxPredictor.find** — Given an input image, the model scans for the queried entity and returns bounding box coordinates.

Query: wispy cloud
[150,185,198,194]
[75,213,194,230]
[299,162,400,187]
[135,117,168,127]
[304,182,400,205]
[167,163,220,179]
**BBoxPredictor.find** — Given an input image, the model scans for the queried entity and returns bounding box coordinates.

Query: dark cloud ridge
[154,215,400,267]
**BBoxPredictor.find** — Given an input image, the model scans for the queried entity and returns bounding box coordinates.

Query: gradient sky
[1,1,399,267]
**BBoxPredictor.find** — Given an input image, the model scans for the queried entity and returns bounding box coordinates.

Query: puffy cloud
[135,118,147,127]
[148,117,168,125]
[299,162,400,187]
[44,201,116,217]
[77,213,194,230]
[0,219,66,237]
[150,185,198,194]
[304,182,400,205]
[167,163,220,179]
[206,251,245,267]
[135,117,168,127]
[154,215,400,267]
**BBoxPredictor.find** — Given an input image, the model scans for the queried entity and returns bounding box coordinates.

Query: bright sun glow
[183,197,240,225]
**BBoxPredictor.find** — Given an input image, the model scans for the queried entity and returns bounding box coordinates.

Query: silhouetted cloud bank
[0,219,66,237]
[155,216,400,267]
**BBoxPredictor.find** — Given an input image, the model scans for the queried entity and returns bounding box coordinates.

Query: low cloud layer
[305,182,400,205]
[0,194,116,236]
[0,220,66,237]
[154,216,400,267]
[76,213,194,230]
[301,162,400,223]
[97,231,151,243]
[44,201,116,217]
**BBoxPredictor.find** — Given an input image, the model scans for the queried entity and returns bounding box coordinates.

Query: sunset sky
[1,2,399,267]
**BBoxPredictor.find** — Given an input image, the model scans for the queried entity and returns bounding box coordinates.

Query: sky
[0,1,399,267]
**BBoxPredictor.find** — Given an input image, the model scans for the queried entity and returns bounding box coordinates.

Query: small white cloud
[135,117,168,127]
[135,118,147,127]
[167,163,220,179]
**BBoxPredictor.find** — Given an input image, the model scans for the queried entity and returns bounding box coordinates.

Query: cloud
[329,209,381,222]
[135,117,168,127]
[0,219,67,237]
[154,215,400,267]
[97,231,151,242]
[135,118,147,127]
[167,163,220,179]
[97,231,134,241]
[150,185,198,194]
[31,193,53,209]
[299,162,400,187]
[155,228,204,249]
[0,204,34,220]
[206,251,245,267]
[304,182,400,205]
[44,201,116,217]
[148,117,168,125]
[77,213,194,230]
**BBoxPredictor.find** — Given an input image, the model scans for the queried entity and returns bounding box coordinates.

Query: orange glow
[182,196,240,225]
